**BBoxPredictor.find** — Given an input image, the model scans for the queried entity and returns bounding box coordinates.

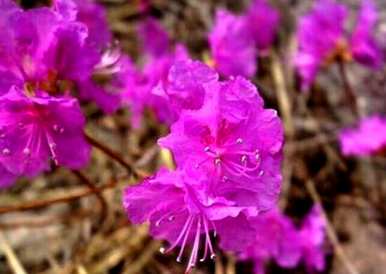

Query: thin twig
[271,51,296,139]
[0,232,27,274]
[337,61,359,117]
[305,180,360,274]
[0,179,117,215]
[85,132,134,175]
[72,170,108,229]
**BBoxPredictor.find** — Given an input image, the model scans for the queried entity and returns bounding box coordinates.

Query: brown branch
[72,170,108,229]
[338,61,359,117]
[85,132,134,175]
[305,180,359,274]
[0,179,117,215]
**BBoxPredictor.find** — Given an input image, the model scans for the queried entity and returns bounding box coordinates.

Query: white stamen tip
[210,254,216,260]
[159,247,166,254]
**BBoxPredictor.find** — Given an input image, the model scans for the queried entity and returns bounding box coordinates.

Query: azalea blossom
[0,88,90,188]
[295,0,383,91]
[159,76,283,211]
[339,115,386,156]
[209,9,257,78]
[123,167,257,273]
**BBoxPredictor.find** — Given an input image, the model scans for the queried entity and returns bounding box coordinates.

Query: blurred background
[0,0,385,274]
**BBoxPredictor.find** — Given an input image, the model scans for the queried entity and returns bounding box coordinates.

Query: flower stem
[72,170,108,229]
[0,179,117,215]
[337,61,359,117]
[84,132,134,175]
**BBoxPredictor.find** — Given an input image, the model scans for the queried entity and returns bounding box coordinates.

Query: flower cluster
[241,205,327,274]
[209,0,279,77]
[295,0,384,90]
[0,0,118,188]
[123,60,284,272]
[339,115,386,156]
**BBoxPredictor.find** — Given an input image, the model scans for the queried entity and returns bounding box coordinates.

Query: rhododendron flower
[120,18,190,126]
[0,1,121,113]
[240,205,326,274]
[123,60,284,272]
[350,0,383,68]
[295,0,383,91]
[339,115,386,156]
[0,88,90,188]
[71,0,112,50]
[245,0,280,53]
[54,0,111,49]
[298,205,327,272]
[138,18,170,57]
[240,209,301,274]
[209,9,257,78]
[123,168,256,273]
[153,59,219,115]
[159,76,283,211]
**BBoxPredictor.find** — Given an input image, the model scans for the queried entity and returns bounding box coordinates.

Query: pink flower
[245,0,280,53]
[350,0,384,68]
[159,76,283,211]
[294,0,384,91]
[120,17,191,126]
[294,0,347,91]
[123,167,256,273]
[240,209,302,274]
[298,205,327,272]
[138,18,170,57]
[0,88,90,188]
[123,61,284,272]
[209,9,257,78]
[339,115,386,156]
[153,59,219,115]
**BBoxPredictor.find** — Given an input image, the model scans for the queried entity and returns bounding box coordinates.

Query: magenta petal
[339,115,386,156]
[209,9,257,78]
[350,0,384,68]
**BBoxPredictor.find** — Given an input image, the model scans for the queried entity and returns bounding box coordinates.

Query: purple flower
[123,60,284,272]
[350,0,384,68]
[73,0,112,50]
[159,76,283,212]
[54,0,111,49]
[0,1,121,113]
[240,205,326,274]
[121,17,190,126]
[339,115,386,156]
[294,0,348,91]
[295,0,384,91]
[240,209,302,274]
[0,88,90,188]
[209,9,257,78]
[152,59,219,116]
[123,167,256,273]
[298,205,327,272]
[245,0,280,53]
[138,18,170,57]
